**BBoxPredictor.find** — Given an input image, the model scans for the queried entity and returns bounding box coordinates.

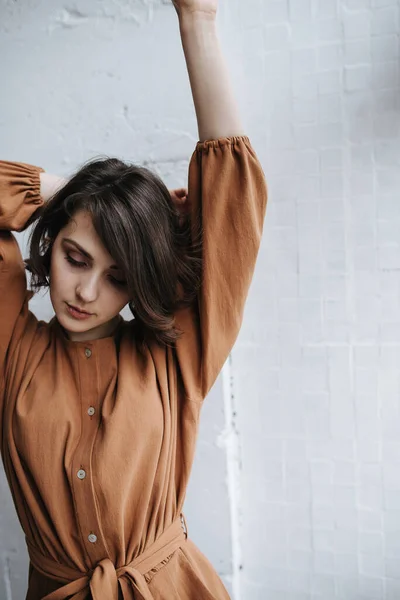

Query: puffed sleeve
[174,135,268,402]
[0,161,44,395]
[0,160,44,232]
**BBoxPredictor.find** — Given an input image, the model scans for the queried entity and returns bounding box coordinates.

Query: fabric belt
[26,514,188,600]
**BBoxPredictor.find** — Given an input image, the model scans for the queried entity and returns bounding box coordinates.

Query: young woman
[0,0,267,598]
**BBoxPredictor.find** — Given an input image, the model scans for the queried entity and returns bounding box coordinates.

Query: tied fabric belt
[26,514,188,600]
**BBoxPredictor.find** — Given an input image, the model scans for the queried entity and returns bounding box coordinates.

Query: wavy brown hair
[25,157,203,348]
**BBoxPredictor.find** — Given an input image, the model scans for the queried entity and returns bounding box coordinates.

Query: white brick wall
[1,1,400,599]
[231,0,400,598]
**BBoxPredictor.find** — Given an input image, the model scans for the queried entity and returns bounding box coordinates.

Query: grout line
[2,554,13,600]
[222,355,242,600]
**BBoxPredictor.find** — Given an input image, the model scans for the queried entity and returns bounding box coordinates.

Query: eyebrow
[62,237,119,270]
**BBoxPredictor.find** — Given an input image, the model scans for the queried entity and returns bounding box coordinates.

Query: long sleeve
[174,135,268,402]
[0,161,43,395]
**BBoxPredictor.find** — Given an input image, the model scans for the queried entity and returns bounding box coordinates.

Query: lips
[67,304,92,315]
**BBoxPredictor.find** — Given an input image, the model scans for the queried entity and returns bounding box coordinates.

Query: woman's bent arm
[39,172,67,203]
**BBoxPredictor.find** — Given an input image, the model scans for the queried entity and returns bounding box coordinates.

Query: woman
[0,0,267,598]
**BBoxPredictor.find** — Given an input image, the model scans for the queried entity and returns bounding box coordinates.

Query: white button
[77,469,86,480]
[87,407,95,416]
[88,533,97,543]
[85,348,92,358]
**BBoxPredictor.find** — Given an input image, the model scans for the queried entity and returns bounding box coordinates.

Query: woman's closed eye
[64,254,127,287]
[65,254,86,268]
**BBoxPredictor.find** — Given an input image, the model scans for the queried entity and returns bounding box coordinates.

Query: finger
[175,188,188,198]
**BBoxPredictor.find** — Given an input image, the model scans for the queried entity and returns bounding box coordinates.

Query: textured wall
[1,0,400,599]
[231,0,400,599]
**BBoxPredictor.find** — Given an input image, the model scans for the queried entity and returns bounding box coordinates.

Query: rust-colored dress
[0,136,267,600]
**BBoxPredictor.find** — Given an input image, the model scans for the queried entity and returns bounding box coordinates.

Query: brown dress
[0,136,267,599]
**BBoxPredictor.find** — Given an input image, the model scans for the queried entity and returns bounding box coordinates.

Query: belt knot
[26,514,188,600]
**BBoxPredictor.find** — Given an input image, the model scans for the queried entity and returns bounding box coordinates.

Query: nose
[76,273,99,305]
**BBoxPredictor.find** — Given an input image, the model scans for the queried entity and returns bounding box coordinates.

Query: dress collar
[50,314,124,347]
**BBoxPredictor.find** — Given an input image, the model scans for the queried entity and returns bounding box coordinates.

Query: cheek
[105,289,130,314]
[103,280,130,312]
[50,254,73,297]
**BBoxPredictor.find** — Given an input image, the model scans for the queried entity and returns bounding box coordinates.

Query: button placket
[71,345,105,561]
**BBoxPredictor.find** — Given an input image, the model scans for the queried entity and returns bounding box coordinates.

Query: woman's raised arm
[173,0,245,141]
[171,2,268,401]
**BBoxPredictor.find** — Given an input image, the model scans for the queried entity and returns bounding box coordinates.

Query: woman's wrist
[178,10,217,34]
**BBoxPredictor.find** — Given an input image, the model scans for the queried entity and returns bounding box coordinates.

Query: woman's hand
[172,0,217,20]
[170,188,191,222]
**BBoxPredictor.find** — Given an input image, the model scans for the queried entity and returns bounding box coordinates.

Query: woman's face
[49,209,130,342]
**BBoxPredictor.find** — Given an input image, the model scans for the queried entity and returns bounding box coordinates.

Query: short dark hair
[25,156,202,349]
